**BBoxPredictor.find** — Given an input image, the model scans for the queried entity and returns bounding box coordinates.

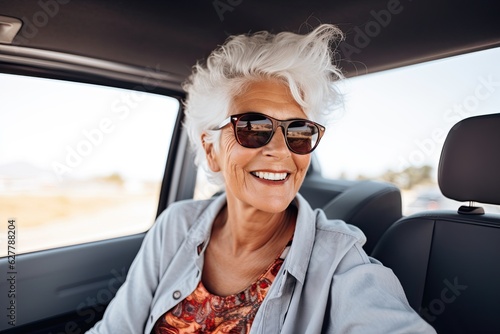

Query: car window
[0,73,179,256]
[315,46,500,215]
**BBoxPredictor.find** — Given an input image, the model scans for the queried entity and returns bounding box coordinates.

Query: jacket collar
[282,193,316,284]
[187,192,317,285]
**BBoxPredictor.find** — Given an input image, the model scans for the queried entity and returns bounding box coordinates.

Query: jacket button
[173,290,182,300]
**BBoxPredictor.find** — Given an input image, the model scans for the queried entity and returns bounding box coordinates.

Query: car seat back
[372,113,500,333]
[322,180,402,254]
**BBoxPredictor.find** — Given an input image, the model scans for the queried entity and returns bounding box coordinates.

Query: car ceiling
[0,0,499,89]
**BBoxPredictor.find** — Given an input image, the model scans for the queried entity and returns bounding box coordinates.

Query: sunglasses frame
[214,112,326,155]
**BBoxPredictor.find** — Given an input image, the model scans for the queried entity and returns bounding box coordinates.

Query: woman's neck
[212,201,296,257]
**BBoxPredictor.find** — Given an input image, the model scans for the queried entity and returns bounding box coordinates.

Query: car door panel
[0,234,144,332]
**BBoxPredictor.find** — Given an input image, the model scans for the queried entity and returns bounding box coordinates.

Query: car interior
[1,0,499,333]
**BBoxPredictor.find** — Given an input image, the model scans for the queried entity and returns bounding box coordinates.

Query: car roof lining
[0,0,499,89]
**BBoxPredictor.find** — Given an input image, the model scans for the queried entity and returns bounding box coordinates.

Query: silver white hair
[183,24,344,184]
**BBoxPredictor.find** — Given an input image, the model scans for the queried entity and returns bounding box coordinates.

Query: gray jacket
[87,193,436,333]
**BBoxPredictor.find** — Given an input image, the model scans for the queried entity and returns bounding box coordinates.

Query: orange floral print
[153,256,285,334]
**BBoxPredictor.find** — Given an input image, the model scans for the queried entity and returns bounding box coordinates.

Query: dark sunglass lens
[287,121,319,154]
[235,114,273,148]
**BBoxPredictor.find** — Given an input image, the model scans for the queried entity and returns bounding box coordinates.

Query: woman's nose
[262,127,290,158]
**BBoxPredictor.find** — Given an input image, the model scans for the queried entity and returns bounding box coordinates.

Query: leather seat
[372,113,500,334]
[322,180,402,254]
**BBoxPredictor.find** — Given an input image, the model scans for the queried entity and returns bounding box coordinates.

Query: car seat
[372,113,500,334]
[321,180,402,255]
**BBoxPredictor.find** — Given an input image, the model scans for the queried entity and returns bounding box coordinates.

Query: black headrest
[438,113,500,205]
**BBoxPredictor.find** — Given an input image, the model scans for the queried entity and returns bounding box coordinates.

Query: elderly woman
[87,24,435,333]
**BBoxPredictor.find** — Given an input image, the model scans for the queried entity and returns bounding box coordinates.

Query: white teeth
[253,171,287,181]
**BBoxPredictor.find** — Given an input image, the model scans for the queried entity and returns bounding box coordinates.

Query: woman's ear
[201,133,220,172]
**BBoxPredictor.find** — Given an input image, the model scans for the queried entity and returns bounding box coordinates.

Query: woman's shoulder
[153,194,226,234]
[307,209,373,270]
[295,194,366,244]
[294,194,369,263]
[315,212,367,244]
[161,197,216,216]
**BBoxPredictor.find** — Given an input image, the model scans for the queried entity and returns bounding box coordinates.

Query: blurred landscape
[0,161,159,256]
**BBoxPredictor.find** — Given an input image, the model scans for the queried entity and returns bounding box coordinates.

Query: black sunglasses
[214,112,326,155]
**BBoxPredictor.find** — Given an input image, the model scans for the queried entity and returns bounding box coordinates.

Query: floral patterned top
[153,242,291,334]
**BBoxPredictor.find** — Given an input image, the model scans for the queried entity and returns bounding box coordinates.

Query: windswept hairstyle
[183,24,344,184]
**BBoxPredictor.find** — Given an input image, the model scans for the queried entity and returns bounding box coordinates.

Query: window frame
[0,45,192,242]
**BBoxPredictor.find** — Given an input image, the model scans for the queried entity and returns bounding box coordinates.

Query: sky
[1,46,500,183]
[0,75,179,182]
[315,46,500,180]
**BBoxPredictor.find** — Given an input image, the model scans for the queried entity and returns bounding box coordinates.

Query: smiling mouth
[251,171,288,181]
